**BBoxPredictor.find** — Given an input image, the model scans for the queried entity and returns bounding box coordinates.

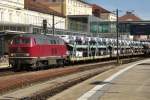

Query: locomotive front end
[9,35,35,70]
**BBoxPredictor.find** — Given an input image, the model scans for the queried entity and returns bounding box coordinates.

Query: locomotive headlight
[10,53,15,56]
[66,51,69,55]
[25,53,30,56]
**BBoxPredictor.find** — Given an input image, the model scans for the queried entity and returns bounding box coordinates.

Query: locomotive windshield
[12,37,31,44]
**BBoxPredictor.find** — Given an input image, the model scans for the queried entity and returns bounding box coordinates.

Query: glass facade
[90,22,108,33]
[68,18,88,32]
[0,24,29,32]
[90,21,131,34]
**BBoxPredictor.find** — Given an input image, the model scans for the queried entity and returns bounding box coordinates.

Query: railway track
[0,61,115,94]
[21,65,114,100]
[0,57,143,99]
[0,55,143,77]
[0,67,29,77]
[0,68,15,77]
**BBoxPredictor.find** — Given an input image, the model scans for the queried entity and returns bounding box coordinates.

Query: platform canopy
[0,30,29,36]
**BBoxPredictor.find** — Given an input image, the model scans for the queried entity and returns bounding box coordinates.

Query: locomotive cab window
[12,38,31,44]
[59,39,64,45]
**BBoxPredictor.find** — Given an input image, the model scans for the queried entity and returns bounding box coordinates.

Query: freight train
[8,33,150,70]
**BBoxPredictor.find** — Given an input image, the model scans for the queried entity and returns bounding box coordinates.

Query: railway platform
[48,58,150,100]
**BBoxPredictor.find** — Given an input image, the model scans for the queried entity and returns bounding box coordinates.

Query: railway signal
[43,19,47,34]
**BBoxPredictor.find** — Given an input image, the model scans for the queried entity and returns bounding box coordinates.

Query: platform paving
[99,61,150,100]
[48,59,150,100]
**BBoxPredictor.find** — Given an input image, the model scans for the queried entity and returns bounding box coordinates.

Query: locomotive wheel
[12,64,21,72]
[36,61,43,70]
[23,64,33,71]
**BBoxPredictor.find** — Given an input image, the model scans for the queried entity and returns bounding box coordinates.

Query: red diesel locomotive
[9,34,68,70]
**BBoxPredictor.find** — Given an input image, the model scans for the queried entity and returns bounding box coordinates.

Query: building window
[71,0,73,5]
[16,11,20,23]
[9,13,12,22]
[0,12,3,21]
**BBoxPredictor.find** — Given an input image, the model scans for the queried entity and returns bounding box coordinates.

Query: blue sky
[88,0,150,20]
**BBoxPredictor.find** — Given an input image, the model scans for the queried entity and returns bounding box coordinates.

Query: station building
[32,0,92,16]
[37,0,117,33]
[119,11,147,41]
[0,0,66,33]
[90,4,116,36]
[90,10,150,41]
[27,0,94,32]
[92,4,116,21]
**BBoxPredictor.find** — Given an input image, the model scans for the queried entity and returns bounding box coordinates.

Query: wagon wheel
[57,59,64,67]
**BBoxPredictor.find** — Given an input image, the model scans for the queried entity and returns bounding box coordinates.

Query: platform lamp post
[47,13,64,36]
[43,12,55,35]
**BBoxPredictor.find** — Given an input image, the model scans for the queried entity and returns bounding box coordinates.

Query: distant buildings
[92,4,116,21]
[25,0,115,33]
[31,0,93,16]
[90,4,117,37]
[119,11,141,21]
[26,0,93,32]
[119,11,147,41]
[0,0,147,41]
[0,0,117,33]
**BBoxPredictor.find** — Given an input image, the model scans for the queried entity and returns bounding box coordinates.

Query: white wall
[0,0,24,9]
[66,0,92,15]
[0,0,66,30]
[109,13,116,21]
[101,13,116,21]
